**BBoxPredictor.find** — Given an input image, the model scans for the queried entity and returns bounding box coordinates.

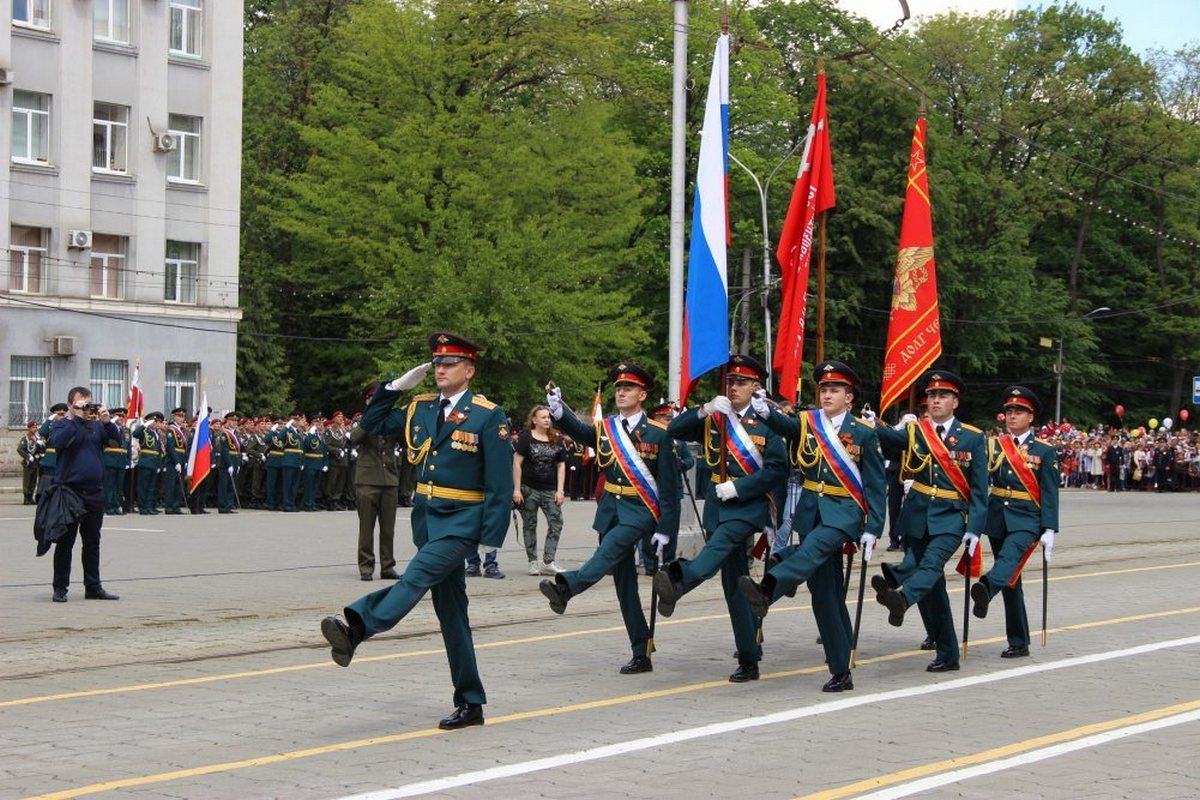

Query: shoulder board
[1035,438,1054,447]
[645,418,668,430]
[960,423,983,433]
[411,393,437,403]
[854,415,875,429]
[471,395,497,410]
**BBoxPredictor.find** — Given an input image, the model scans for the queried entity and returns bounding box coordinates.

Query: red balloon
[997,413,1006,422]
[1182,409,1191,422]
[1115,404,1125,416]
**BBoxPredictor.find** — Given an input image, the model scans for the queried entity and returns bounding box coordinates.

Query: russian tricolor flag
[186,391,211,492]
[680,32,730,407]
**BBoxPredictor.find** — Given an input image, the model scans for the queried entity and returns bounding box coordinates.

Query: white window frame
[9,356,49,428]
[93,102,129,175]
[90,359,128,410]
[90,234,126,300]
[164,240,198,305]
[12,91,51,165]
[164,362,199,414]
[168,0,202,58]
[167,114,201,184]
[93,0,130,43]
[9,225,47,294]
[13,0,51,30]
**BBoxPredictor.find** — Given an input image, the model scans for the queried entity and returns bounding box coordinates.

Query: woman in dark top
[513,405,567,575]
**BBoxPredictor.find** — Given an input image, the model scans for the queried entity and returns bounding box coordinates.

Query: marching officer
[300,415,328,511]
[321,333,513,730]
[738,360,886,692]
[871,370,989,673]
[214,413,242,513]
[970,386,1059,657]
[102,408,131,514]
[18,420,42,504]
[134,412,166,514]
[540,363,681,674]
[654,355,787,682]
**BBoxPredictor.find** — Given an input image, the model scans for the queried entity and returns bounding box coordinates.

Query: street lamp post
[1052,306,1111,423]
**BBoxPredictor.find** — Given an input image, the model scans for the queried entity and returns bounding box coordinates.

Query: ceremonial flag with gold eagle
[880,113,942,413]
[773,70,835,403]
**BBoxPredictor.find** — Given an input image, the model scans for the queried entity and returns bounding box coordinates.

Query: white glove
[546,387,563,419]
[350,448,358,459]
[175,463,182,474]
[227,466,233,476]
[1041,530,1055,563]
[860,533,877,563]
[750,390,771,418]
[962,532,980,557]
[386,361,433,392]
[322,465,328,473]
[714,480,738,501]
[242,454,248,462]
[902,479,914,494]
[308,425,317,435]
[894,413,917,430]
[270,423,279,432]
[650,532,669,549]
[702,395,733,418]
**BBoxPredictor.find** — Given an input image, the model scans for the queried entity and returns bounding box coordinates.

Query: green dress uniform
[163,423,190,513]
[18,428,42,503]
[300,429,327,511]
[546,363,681,670]
[323,424,350,509]
[875,372,989,669]
[214,428,242,512]
[749,361,886,685]
[37,415,62,498]
[134,419,166,514]
[279,425,304,511]
[264,426,283,509]
[659,357,787,674]
[975,386,1060,653]
[343,372,512,709]
[102,423,132,513]
[640,438,694,571]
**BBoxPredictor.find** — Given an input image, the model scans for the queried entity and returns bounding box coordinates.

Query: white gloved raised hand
[714,480,738,501]
[861,409,877,425]
[702,395,733,418]
[386,361,433,392]
[650,532,670,549]
[308,425,317,435]
[1040,530,1055,563]
[894,413,918,430]
[175,463,182,474]
[546,387,564,419]
[962,532,980,557]
[270,423,279,432]
[860,533,877,563]
[750,390,771,418]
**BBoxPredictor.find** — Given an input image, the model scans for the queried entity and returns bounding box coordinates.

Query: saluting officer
[323,411,351,510]
[738,361,886,692]
[300,415,328,511]
[134,412,167,514]
[654,355,787,683]
[540,363,681,675]
[279,413,305,512]
[970,386,1059,658]
[321,333,513,730]
[264,417,284,510]
[872,370,989,673]
[101,407,131,514]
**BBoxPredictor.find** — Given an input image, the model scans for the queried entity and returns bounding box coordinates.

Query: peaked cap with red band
[814,360,860,389]
[1001,385,1041,416]
[608,361,652,389]
[727,353,769,382]
[428,332,481,364]
[921,369,965,396]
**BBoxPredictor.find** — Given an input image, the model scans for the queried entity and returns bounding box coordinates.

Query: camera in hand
[83,403,102,415]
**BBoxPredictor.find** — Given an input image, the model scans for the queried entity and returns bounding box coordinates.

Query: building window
[93,103,129,174]
[164,362,199,414]
[90,359,127,410]
[13,0,51,29]
[8,225,47,294]
[90,234,127,299]
[12,90,50,164]
[169,0,201,57]
[167,114,201,183]
[93,0,129,42]
[9,356,49,428]
[164,240,198,305]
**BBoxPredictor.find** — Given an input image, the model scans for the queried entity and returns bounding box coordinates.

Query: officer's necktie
[437,398,450,434]
[936,424,946,440]
[621,418,631,436]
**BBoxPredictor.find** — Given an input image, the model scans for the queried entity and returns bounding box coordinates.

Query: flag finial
[817,56,825,76]
[918,93,927,119]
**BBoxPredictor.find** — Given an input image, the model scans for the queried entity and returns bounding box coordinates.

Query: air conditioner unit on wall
[153,133,177,153]
[67,230,93,249]
[0,68,13,85]
[52,336,78,357]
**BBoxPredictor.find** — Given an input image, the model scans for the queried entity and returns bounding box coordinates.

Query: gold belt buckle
[420,483,432,497]
[818,481,825,494]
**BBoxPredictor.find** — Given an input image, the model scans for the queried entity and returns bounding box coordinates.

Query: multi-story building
[1,0,242,466]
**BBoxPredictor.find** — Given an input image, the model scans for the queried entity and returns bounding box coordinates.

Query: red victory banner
[880,108,942,413]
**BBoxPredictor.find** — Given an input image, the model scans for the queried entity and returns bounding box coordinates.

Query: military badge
[448,409,468,424]
[497,423,510,440]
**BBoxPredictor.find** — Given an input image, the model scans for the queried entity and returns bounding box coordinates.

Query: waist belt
[284,448,303,454]
[990,486,1033,501]
[801,479,853,498]
[911,481,964,501]
[304,453,324,458]
[604,482,643,497]
[104,447,126,453]
[416,482,484,502]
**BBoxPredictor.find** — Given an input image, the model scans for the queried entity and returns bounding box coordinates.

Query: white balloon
[1162,417,1174,430]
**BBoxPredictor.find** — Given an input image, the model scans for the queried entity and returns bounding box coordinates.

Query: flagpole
[813,59,828,365]
[667,0,689,404]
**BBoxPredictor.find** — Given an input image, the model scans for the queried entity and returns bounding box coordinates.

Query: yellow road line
[20,605,1200,800]
[795,697,1200,800]
[4,558,1198,709]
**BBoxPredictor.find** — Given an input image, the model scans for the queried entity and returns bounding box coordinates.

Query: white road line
[854,709,1200,800]
[103,527,165,533]
[0,516,35,521]
[333,634,1200,800]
